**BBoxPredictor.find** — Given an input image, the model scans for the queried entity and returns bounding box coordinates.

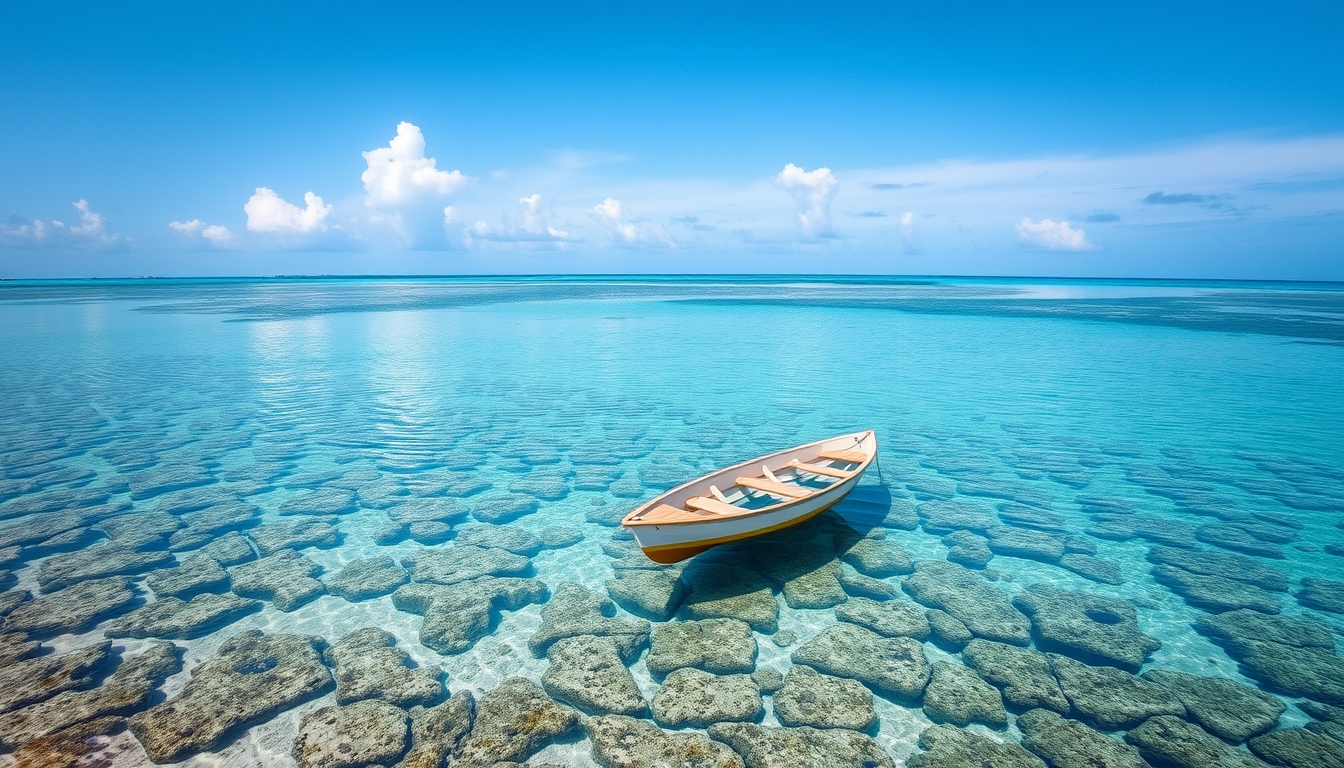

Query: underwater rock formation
[646,617,757,676]
[652,668,762,728]
[292,699,410,768]
[1013,584,1160,671]
[903,560,1031,645]
[452,677,579,767]
[772,664,876,730]
[393,576,549,654]
[325,627,444,707]
[792,623,931,699]
[585,714,745,768]
[230,548,326,611]
[128,630,333,762]
[708,722,895,768]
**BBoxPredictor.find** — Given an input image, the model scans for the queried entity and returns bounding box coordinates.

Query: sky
[1,1,1342,280]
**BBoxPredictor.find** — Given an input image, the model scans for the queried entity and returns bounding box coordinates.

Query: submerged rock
[1248,727,1344,768]
[128,630,333,762]
[752,538,847,610]
[962,639,1069,713]
[402,544,530,585]
[652,668,762,728]
[907,724,1044,768]
[248,516,339,556]
[585,714,744,768]
[472,493,541,523]
[539,525,583,549]
[292,699,409,768]
[543,635,646,716]
[454,524,544,555]
[528,582,650,657]
[926,608,974,649]
[1145,543,1290,591]
[1142,669,1284,742]
[944,530,994,568]
[230,548,326,611]
[1197,523,1286,559]
[842,537,913,577]
[1194,609,1344,705]
[387,497,470,525]
[708,722,895,768]
[836,562,898,600]
[105,593,260,639]
[1153,564,1282,614]
[196,530,257,565]
[1125,715,1265,768]
[986,526,1067,561]
[393,576,549,654]
[751,667,785,693]
[1298,577,1344,614]
[37,542,174,591]
[1013,584,1160,671]
[1058,553,1124,585]
[607,567,686,620]
[6,715,128,768]
[1016,708,1149,768]
[923,661,1007,728]
[326,627,443,707]
[772,665,876,731]
[145,554,230,599]
[324,555,408,600]
[0,641,112,715]
[398,690,474,768]
[0,642,180,750]
[1048,654,1185,730]
[792,623,931,699]
[2,576,136,636]
[919,499,995,533]
[453,677,579,767]
[681,563,779,633]
[835,596,930,639]
[646,618,757,676]
[903,560,1030,645]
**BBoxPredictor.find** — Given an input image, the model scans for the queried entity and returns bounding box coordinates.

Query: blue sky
[1,1,1341,279]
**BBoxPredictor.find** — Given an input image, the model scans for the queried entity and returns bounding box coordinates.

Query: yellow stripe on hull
[637,498,841,563]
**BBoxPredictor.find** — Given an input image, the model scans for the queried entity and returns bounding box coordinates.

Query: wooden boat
[622,429,877,563]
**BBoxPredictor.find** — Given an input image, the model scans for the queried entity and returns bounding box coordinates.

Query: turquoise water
[0,277,1341,766]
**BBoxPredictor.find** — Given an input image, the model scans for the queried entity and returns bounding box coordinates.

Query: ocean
[0,276,1341,767]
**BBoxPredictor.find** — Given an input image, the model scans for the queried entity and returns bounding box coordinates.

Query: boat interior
[626,445,871,525]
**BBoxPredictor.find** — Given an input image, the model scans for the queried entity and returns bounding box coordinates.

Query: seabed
[0,277,1341,767]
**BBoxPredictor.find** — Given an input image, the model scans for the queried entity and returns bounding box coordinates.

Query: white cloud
[0,200,123,250]
[775,164,839,238]
[244,188,332,233]
[587,197,669,247]
[362,122,469,209]
[898,211,921,253]
[169,219,234,245]
[471,194,573,243]
[1015,218,1094,251]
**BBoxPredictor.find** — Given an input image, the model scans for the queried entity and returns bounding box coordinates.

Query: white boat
[621,429,877,563]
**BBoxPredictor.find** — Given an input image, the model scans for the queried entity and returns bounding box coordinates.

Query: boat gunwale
[620,429,876,528]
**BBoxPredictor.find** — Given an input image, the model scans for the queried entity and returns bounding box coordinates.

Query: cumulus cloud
[244,188,332,233]
[471,194,573,243]
[898,211,922,253]
[1015,218,1094,251]
[0,200,123,250]
[588,198,669,247]
[362,122,469,209]
[775,164,839,238]
[169,219,234,244]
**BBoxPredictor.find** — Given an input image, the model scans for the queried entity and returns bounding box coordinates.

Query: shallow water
[0,277,1341,767]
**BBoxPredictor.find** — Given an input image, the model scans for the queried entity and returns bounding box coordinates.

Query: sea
[0,276,1341,766]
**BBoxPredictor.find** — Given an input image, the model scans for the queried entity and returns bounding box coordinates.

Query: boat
[621,429,878,563]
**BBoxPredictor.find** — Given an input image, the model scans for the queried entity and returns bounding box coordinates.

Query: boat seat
[735,476,815,499]
[817,449,869,464]
[636,504,719,524]
[686,496,745,516]
[789,459,852,479]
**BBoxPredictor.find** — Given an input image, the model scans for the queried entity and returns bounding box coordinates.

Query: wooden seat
[735,476,815,499]
[636,504,719,524]
[788,459,852,479]
[686,496,745,516]
[817,449,868,464]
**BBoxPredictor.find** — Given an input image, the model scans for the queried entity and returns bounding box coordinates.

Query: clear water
[0,277,1341,766]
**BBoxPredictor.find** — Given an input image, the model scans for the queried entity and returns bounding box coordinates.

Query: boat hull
[627,451,871,563]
